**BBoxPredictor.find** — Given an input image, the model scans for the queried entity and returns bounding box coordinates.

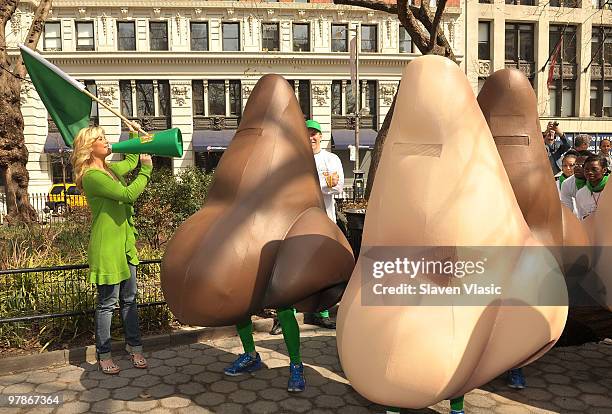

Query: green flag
[19,44,91,148]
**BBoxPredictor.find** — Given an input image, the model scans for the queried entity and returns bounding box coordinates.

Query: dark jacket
[545,134,570,174]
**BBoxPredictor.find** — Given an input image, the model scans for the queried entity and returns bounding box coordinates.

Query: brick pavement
[0,327,611,414]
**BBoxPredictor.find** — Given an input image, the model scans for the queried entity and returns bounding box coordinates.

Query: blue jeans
[95,264,142,360]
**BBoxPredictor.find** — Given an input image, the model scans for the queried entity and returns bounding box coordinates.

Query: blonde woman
[71,126,153,374]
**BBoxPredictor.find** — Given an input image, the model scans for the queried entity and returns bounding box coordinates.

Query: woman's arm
[109,154,140,177]
[83,164,153,204]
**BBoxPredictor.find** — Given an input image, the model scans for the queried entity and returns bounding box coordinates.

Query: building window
[229,81,242,116]
[193,80,242,117]
[361,24,377,52]
[548,80,575,117]
[262,23,280,51]
[549,25,577,63]
[222,22,240,51]
[190,22,209,51]
[75,21,94,51]
[597,0,612,8]
[550,0,579,6]
[158,81,171,118]
[83,80,99,122]
[591,81,612,117]
[293,23,310,52]
[208,81,225,116]
[195,151,223,173]
[192,80,204,116]
[43,21,62,51]
[399,26,412,53]
[331,24,348,52]
[136,81,155,117]
[118,21,136,51]
[150,21,168,51]
[331,81,342,115]
[505,0,534,4]
[288,80,311,119]
[119,80,133,116]
[591,26,612,64]
[505,23,534,62]
[364,80,377,117]
[478,22,491,60]
[50,155,74,183]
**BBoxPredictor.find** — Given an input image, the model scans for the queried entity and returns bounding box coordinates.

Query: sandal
[98,359,120,375]
[130,353,148,369]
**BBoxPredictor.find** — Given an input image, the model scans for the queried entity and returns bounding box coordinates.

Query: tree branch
[333,0,397,13]
[429,0,449,51]
[14,0,52,79]
[0,0,19,69]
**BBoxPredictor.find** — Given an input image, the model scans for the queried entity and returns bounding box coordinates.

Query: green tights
[235,308,301,364]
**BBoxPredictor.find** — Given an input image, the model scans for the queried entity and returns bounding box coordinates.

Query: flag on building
[547,37,563,89]
[19,45,91,147]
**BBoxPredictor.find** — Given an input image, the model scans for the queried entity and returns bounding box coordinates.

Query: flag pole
[80,88,148,135]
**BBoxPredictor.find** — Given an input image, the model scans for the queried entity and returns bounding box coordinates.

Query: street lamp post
[350,26,364,201]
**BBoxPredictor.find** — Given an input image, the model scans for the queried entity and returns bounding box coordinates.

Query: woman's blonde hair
[71,126,106,190]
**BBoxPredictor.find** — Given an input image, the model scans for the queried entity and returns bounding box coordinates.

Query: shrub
[134,167,214,249]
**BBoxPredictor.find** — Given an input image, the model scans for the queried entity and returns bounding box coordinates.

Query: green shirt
[82,154,152,285]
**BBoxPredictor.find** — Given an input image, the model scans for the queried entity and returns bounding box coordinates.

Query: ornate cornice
[16,52,419,67]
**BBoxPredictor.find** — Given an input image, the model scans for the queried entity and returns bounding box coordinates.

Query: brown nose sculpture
[336,56,567,409]
[477,69,563,248]
[477,69,593,296]
[161,74,354,327]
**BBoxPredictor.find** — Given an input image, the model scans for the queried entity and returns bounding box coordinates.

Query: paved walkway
[0,327,611,414]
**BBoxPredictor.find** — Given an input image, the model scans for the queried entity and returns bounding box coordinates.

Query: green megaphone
[112,128,183,158]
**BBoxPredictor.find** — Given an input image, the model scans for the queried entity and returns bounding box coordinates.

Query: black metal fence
[0,259,166,325]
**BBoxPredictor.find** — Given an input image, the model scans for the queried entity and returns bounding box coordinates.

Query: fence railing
[0,193,85,225]
[0,259,165,325]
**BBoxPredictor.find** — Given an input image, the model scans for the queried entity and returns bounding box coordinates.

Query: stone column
[535,16,550,115]
[241,80,258,111]
[21,82,51,193]
[96,80,122,161]
[577,21,593,117]
[170,80,194,172]
[311,80,332,149]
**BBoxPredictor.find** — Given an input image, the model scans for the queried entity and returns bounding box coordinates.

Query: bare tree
[0,0,52,224]
[333,0,455,199]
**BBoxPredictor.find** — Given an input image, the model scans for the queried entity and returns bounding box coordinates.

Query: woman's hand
[128,122,142,133]
[140,154,153,166]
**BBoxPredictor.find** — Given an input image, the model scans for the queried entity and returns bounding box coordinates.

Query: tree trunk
[333,0,454,200]
[0,0,52,224]
[365,87,398,200]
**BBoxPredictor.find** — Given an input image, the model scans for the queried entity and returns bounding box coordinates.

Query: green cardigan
[82,154,152,285]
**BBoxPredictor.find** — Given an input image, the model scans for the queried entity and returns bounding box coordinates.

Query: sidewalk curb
[0,313,319,377]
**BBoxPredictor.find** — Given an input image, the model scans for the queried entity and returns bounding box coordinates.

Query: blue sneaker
[224,353,262,376]
[507,368,526,389]
[450,410,465,414]
[287,362,305,392]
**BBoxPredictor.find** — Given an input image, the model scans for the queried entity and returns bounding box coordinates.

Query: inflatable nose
[160,74,353,327]
[336,56,568,409]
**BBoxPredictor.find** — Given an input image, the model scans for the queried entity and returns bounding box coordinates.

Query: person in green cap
[269,119,342,336]
[70,125,152,375]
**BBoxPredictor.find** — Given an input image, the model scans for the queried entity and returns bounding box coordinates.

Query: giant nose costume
[161,74,354,327]
[336,56,568,409]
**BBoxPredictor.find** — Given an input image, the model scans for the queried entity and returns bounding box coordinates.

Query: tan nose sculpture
[161,74,354,327]
[336,56,568,408]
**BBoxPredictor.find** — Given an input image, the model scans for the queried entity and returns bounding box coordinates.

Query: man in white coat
[269,119,344,335]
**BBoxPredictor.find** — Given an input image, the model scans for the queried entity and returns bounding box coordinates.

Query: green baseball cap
[305,119,322,133]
